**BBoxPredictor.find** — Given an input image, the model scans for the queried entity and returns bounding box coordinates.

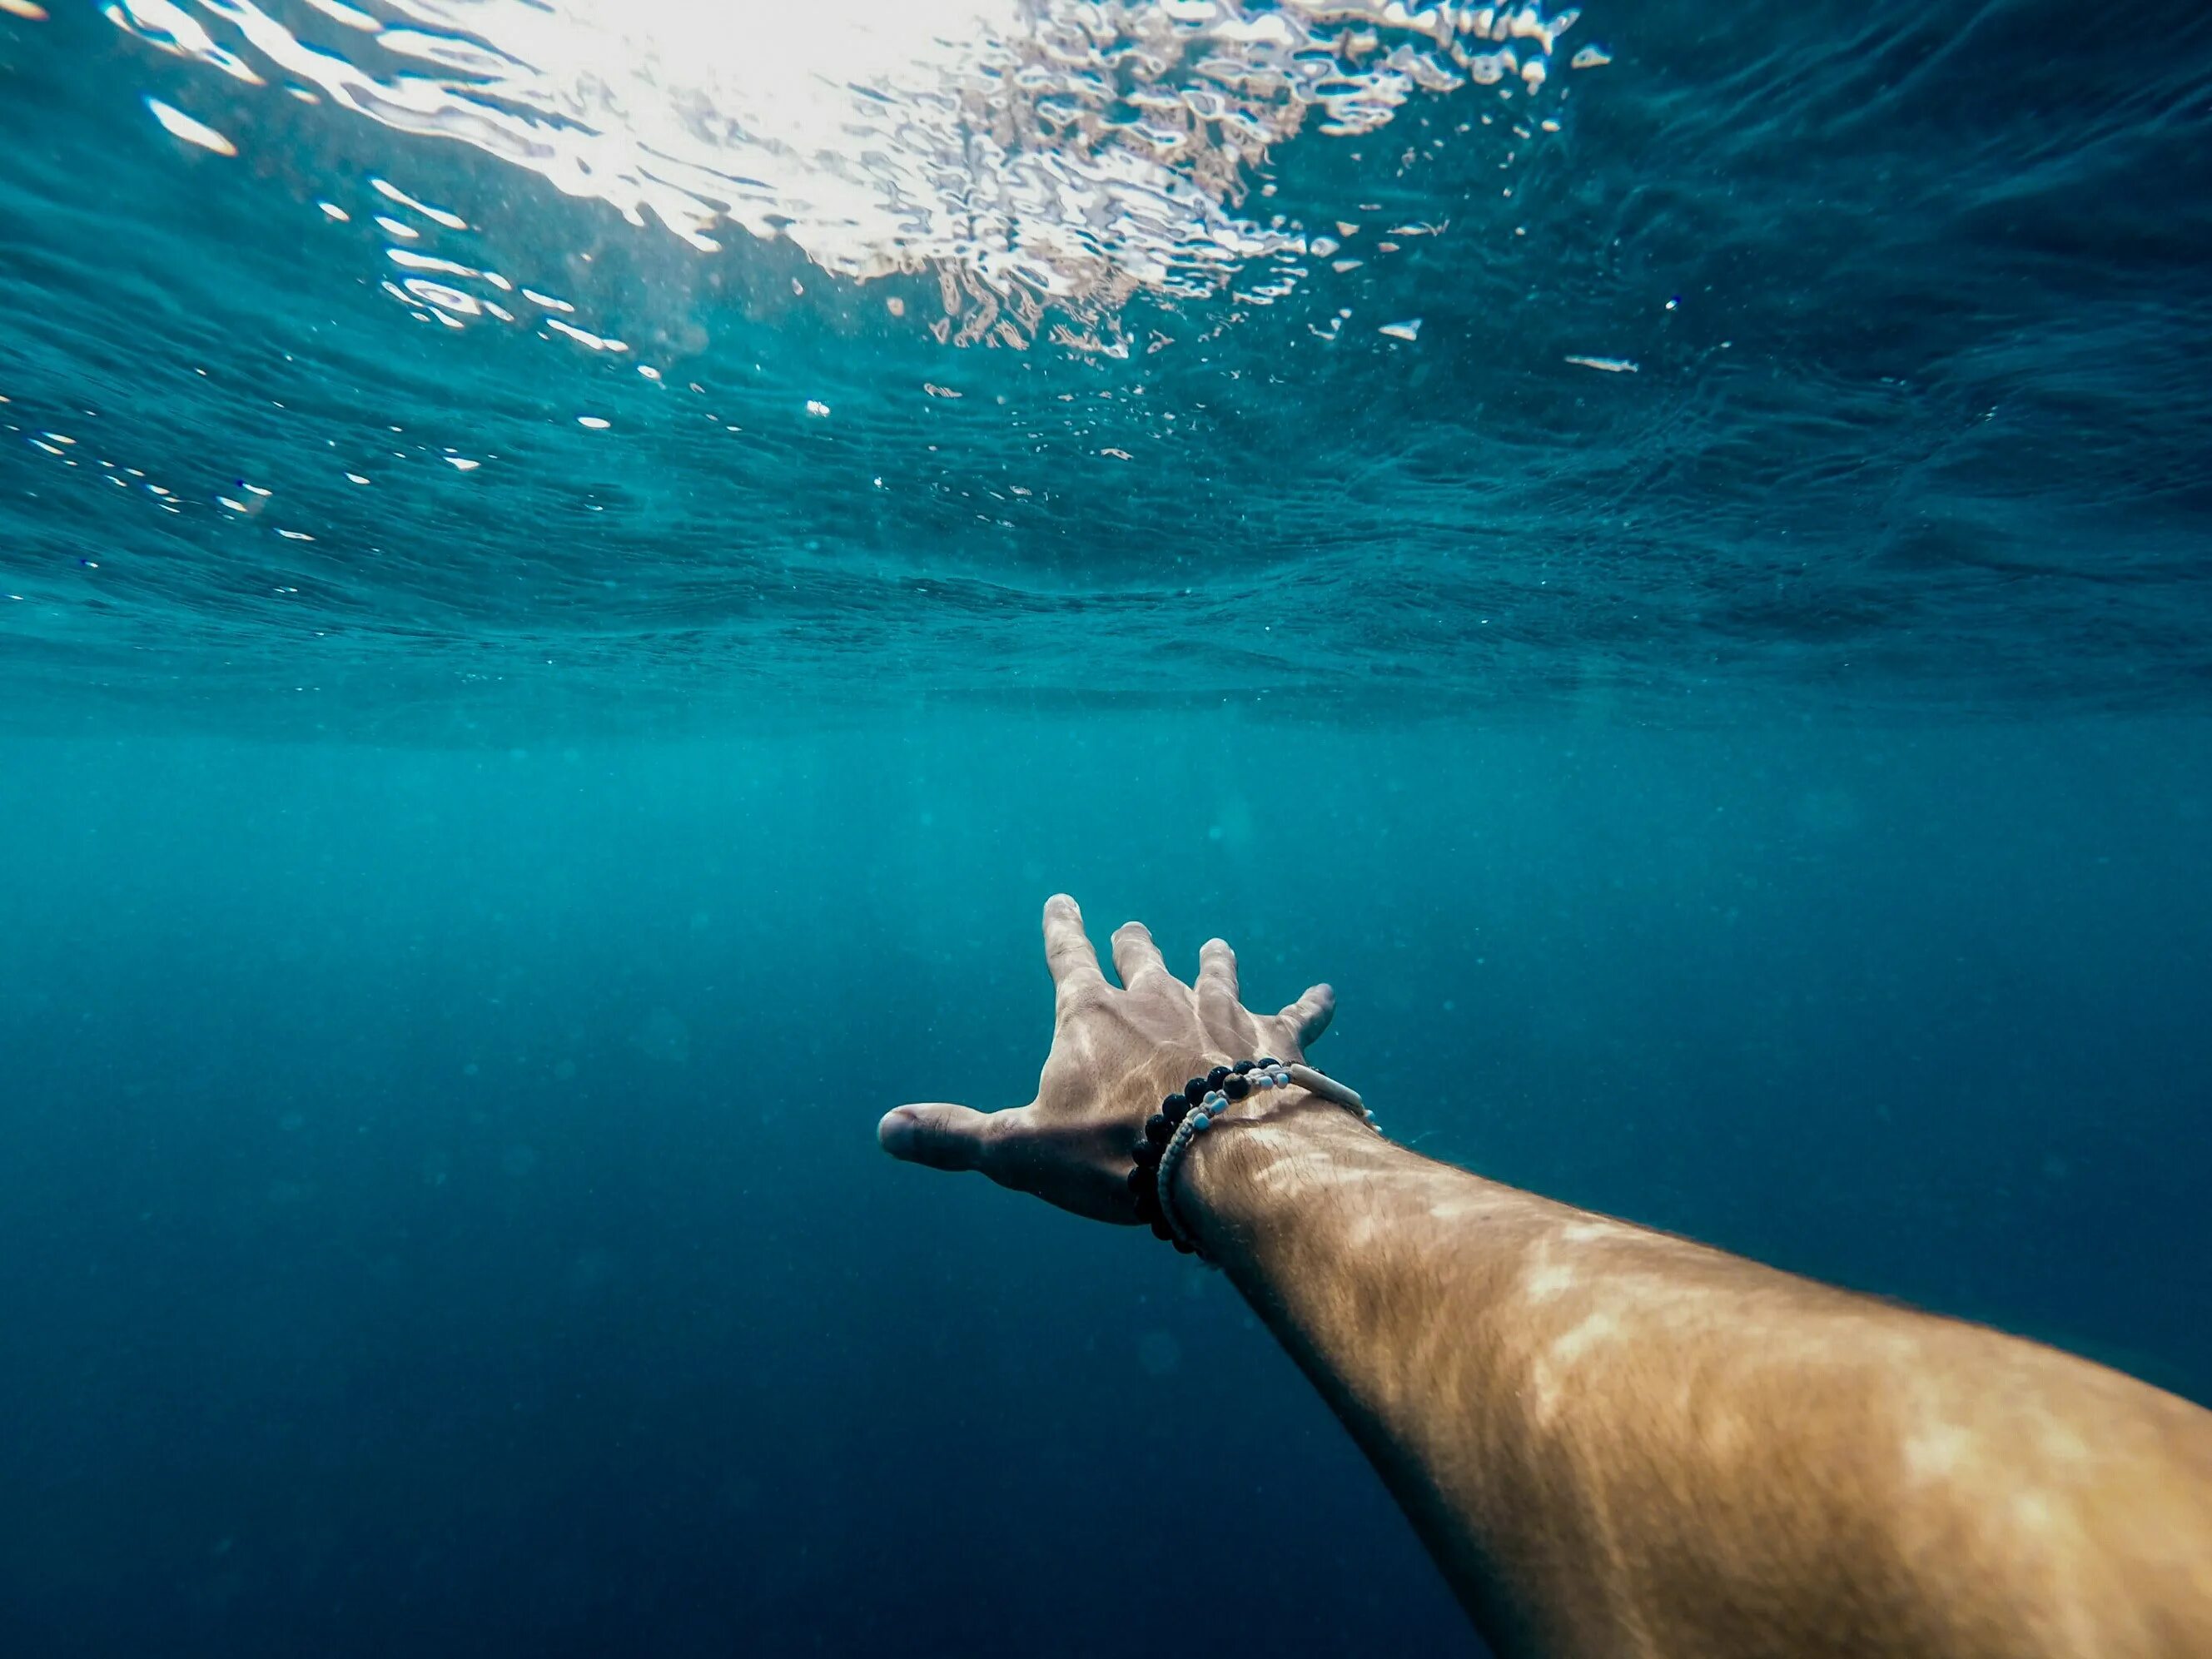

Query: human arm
[880,897,2212,1657]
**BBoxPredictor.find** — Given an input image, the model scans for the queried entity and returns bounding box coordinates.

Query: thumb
[877,1102,996,1172]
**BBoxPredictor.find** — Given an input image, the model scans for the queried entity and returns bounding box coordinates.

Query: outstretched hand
[878,894,1336,1223]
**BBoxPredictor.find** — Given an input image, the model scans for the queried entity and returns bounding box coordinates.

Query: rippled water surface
[3,0,2206,730]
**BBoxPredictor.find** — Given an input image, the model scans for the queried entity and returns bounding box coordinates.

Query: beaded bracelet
[1126,1058,1378,1260]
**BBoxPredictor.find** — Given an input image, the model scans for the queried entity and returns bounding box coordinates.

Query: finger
[1275,982,1335,1050]
[1111,920,1171,989]
[1196,936,1240,1005]
[1041,894,1107,1012]
[877,1102,996,1172]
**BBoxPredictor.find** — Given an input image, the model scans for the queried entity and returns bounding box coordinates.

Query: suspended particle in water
[1137,1331,1182,1377]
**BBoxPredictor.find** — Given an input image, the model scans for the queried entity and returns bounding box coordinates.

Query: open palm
[879,894,1335,1222]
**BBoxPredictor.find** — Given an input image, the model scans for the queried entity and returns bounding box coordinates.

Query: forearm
[1184,1100,2212,1657]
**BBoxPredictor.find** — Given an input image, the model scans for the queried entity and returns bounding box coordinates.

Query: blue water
[2,1,2210,1653]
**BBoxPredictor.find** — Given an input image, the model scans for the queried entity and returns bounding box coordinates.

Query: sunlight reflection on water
[104,0,1589,348]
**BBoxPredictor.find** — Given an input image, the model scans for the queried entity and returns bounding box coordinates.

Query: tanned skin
[879,896,2212,1658]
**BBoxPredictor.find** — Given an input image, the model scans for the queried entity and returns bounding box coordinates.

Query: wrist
[1178,1088,1374,1269]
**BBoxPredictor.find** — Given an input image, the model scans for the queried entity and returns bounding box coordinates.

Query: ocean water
[1,2,2209,1654]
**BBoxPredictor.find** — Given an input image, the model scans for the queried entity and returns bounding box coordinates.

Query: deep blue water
[2,1,2210,1654]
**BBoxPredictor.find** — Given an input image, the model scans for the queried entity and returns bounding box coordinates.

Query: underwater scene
[2,0,2209,1653]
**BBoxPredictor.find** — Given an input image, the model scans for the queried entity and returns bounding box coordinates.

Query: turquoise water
[2,2,2210,1653]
